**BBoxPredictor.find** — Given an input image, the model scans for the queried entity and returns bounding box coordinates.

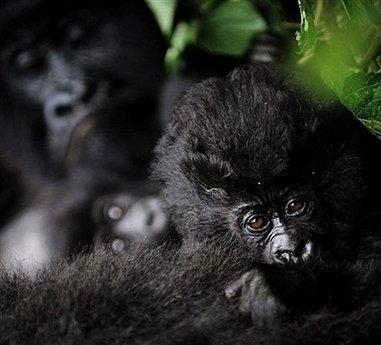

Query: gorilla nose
[272,235,313,265]
[274,250,298,264]
[43,93,91,162]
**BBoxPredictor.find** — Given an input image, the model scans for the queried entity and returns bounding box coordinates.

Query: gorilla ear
[180,153,233,197]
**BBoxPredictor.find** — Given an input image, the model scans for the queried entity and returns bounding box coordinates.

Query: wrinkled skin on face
[153,64,381,325]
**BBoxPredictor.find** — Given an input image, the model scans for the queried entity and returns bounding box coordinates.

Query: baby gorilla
[154,64,381,325]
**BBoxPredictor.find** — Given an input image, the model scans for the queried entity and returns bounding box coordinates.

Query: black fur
[0,151,32,228]
[153,65,381,319]
[0,243,380,344]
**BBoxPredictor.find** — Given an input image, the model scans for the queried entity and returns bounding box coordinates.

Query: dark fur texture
[0,151,32,228]
[0,243,380,344]
[153,65,381,317]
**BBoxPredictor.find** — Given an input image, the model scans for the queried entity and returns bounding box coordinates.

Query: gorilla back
[0,244,380,345]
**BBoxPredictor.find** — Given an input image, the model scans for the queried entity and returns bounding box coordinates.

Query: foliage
[146,0,381,135]
[197,1,266,56]
[297,0,381,135]
[145,0,267,73]
[145,0,177,38]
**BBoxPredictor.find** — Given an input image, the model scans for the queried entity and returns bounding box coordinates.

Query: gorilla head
[154,65,381,265]
[0,0,166,166]
[153,65,381,323]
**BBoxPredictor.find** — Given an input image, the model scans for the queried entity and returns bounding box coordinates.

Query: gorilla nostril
[145,211,155,227]
[273,240,313,265]
[275,250,297,264]
[293,239,313,260]
[55,104,73,117]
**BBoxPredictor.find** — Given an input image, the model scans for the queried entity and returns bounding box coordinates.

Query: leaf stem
[314,0,324,26]
[340,0,350,19]
[359,29,380,68]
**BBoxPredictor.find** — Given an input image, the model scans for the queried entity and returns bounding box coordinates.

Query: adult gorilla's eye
[246,215,269,234]
[11,49,44,73]
[64,22,87,45]
[286,199,308,217]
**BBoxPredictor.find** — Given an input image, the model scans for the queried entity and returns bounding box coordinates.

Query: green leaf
[195,0,218,13]
[145,0,178,38]
[361,119,381,136]
[256,0,284,33]
[198,0,267,57]
[297,0,319,56]
[296,0,381,135]
[341,73,381,120]
[346,0,381,25]
[165,21,199,74]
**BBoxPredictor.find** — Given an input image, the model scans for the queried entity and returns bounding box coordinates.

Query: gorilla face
[0,0,166,163]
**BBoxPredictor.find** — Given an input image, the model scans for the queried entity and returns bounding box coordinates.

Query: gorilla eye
[64,22,87,45]
[105,204,124,222]
[286,199,308,217]
[11,49,44,73]
[245,215,270,234]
